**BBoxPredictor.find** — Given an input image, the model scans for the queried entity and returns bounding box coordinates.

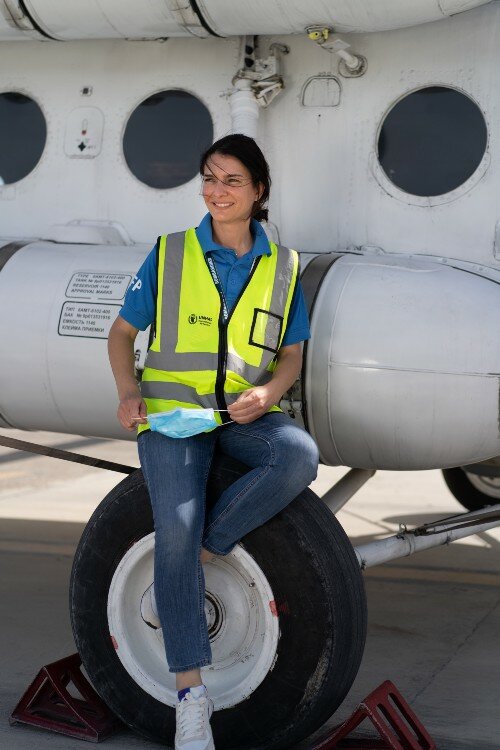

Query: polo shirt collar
[196,212,272,258]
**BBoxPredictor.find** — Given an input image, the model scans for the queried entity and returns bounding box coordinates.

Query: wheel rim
[107,533,279,709]
[465,471,500,500]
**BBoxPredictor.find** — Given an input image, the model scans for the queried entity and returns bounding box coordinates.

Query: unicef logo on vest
[188,313,213,327]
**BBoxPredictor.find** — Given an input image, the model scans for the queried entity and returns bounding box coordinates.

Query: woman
[108,134,319,750]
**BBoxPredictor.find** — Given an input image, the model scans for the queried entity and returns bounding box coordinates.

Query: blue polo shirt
[119,213,310,346]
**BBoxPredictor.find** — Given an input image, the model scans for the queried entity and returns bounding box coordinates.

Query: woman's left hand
[228,344,303,424]
[228,384,279,424]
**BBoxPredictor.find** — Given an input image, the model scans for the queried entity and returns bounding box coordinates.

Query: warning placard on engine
[58,302,120,339]
[66,272,131,300]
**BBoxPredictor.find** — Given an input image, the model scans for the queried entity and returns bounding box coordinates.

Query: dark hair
[199,134,271,222]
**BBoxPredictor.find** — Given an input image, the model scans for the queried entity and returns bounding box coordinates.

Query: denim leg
[202,412,319,556]
[138,429,217,673]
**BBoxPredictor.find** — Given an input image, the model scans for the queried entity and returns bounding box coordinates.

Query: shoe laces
[177,693,208,738]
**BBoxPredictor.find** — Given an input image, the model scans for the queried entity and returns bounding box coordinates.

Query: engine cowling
[304,251,500,469]
[0,240,499,470]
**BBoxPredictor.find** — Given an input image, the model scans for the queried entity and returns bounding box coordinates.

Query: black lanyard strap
[205,253,256,325]
[205,254,229,323]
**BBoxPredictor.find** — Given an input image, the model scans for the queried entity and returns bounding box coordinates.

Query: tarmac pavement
[0,428,499,749]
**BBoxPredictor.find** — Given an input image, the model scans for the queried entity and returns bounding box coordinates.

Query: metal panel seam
[188,0,222,37]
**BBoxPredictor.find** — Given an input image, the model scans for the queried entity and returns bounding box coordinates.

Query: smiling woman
[107,133,320,750]
[200,134,271,228]
[199,153,263,248]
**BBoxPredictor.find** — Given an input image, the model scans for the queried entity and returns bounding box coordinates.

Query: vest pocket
[249,307,283,353]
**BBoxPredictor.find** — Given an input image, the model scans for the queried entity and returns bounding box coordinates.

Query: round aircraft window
[378,86,487,197]
[123,90,213,189]
[0,92,46,185]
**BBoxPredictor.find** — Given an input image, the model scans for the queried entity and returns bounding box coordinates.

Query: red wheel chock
[310,680,436,749]
[10,652,121,742]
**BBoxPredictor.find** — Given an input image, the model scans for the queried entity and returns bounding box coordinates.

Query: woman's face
[201,153,262,225]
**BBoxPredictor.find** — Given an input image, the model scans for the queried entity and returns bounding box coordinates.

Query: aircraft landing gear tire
[70,455,367,750]
[442,467,500,511]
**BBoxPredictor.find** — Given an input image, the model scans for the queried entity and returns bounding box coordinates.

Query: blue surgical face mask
[148,408,228,439]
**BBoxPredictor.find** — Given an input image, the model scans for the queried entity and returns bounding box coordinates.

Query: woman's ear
[255,182,264,201]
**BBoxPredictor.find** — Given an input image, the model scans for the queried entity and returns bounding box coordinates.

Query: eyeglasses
[200,174,253,194]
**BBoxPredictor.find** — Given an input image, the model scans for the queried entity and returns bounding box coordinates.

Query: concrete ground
[0,427,499,750]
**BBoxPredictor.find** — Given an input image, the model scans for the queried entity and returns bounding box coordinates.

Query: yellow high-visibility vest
[138,228,299,434]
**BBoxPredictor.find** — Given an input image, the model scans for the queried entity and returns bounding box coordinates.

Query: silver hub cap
[107,533,279,709]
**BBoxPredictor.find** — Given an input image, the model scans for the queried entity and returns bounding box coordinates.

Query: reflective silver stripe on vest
[146,349,218,371]
[141,376,272,405]
[274,244,298,344]
[226,352,274,382]
[141,380,215,407]
[144,232,219,372]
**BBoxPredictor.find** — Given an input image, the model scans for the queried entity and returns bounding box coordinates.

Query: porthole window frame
[370,84,490,207]
[121,87,214,192]
[0,88,48,187]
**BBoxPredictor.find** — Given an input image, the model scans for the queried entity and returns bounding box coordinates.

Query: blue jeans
[138,411,319,673]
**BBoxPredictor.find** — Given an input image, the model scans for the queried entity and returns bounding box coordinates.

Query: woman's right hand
[117,393,148,431]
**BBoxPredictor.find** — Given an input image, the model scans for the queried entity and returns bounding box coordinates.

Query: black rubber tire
[70,453,367,749]
[442,468,494,512]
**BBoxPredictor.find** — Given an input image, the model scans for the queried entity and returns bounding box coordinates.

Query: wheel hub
[205,591,225,639]
[107,533,279,709]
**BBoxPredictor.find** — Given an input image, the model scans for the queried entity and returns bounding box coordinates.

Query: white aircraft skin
[0,0,499,475]
[2,3,500,744]
[0,1,497,254]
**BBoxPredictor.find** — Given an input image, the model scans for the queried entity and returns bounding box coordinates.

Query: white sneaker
[175,689,215,750]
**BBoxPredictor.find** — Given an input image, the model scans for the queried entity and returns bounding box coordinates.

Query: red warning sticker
[110,635,118,650]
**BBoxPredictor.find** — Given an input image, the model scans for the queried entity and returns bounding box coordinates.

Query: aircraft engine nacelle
[304,252,500,470]
[0,240,150,440]
[0,0,492,41]
[0,241,499,471]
